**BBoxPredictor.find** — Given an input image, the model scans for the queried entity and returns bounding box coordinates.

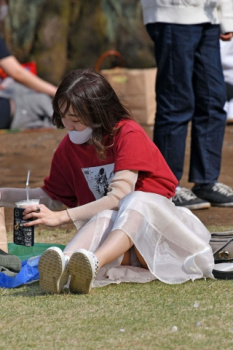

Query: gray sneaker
[172,187,211,210]
[192,183,233,207]
[0,249,21,274]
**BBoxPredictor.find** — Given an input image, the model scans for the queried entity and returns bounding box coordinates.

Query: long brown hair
[52,68,133,159]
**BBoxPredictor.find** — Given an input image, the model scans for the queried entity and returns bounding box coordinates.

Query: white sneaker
[38,247,69,294]
[68,249,99,294]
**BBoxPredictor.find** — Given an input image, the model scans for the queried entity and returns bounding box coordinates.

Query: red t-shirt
[42,120,178,207]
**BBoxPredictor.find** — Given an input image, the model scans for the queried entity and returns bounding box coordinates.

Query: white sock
[64,254,70,266]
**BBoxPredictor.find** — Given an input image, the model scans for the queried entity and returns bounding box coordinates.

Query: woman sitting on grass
[0,68,214,294]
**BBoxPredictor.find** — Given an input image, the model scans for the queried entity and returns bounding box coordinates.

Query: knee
[120,191,142,205]
[90,209,117,224]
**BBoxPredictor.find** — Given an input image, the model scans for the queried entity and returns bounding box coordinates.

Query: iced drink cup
[15,199,40,208]
[14,199,40,247]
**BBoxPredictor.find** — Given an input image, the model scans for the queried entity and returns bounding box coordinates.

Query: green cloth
[8,242,65,261]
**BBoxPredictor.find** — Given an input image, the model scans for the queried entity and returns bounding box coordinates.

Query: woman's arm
[0,187,63,210]
[0,56,57,97]
[23,170,138,227]
[67,170,138,225]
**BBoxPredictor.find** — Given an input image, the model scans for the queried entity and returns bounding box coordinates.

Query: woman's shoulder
[116,119,152,143]
[54,133,71,154]
[117,119,146,134]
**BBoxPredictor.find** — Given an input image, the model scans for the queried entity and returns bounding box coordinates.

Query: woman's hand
[220,33,233,41]
[23,204,72,227]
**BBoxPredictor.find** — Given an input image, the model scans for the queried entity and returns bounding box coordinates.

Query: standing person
[140,0,233,209]
[0,35,57,129]
[0,69,215,294]
[220,39,233,123]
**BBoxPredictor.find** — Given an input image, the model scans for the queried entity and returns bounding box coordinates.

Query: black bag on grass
[209,231,233,280]
[210,231,233,264]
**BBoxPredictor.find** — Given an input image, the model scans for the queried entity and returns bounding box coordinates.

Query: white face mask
[68,127,93,144]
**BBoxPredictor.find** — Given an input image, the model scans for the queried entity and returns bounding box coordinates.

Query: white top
[140,0,233,34]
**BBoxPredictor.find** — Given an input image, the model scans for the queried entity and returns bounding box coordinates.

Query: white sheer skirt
[64,191,214,287]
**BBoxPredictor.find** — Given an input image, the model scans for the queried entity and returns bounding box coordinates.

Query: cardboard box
[101,67,157,126]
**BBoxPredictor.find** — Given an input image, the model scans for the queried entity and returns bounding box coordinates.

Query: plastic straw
[26,170,30,202]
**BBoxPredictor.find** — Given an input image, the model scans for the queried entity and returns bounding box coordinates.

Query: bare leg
[94,229,134,269]
[64,222,97,257]
[0,207,8,252]
[64,211,116,257]
[68,228,134,294]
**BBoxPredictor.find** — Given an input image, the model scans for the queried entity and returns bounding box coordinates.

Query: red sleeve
[112,121,178,198]
[113,123,158,172]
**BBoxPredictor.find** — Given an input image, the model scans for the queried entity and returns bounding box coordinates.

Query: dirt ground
[0,124,233,231]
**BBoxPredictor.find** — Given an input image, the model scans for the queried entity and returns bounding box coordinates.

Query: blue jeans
[146,23,227,184]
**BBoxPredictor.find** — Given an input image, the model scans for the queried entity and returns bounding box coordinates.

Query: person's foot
[172,187,211,210]
[192,183,233,207]
[0,249,21,273]
[68,249,99,294]
[38,247,69,294]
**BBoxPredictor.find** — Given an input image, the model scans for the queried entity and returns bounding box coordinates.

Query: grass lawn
[1,225,233,350]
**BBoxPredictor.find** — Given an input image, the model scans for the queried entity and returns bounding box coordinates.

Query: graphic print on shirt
[82,163,114,199]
